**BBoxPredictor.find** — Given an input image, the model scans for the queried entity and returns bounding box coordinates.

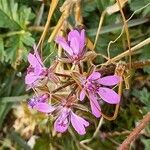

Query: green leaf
[0,0,20,30]
[0,37,5,62]
[0,0,32,30]
[9,131,31,150]
[129,0,150,17]
[139,45,150,74]
[5,33,34,67]
[141,138,150,150]
[132,88,150,107]
[21,32,35,47]
[0,103,12,128]
[33,135,50,150]
[0,95,28,103]
[87,18,149,36]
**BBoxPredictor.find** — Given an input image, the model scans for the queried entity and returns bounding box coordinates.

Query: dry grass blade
[106,0,128,15]
[48,0,78,42]
[37,0,59,49]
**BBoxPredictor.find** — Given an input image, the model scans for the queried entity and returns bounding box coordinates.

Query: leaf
[21,32,35,47]
[139,45,150,74]
[0,95,28,103]
[0,0,32,30]
[0,103,12,128]
[81,0,97,17]
[129,0,150,17]
[141,138,150,150]
[33,135,50,150]
[9,131,31,150]
[0,37,5,62]
[5,33,35,68]
[87,18,149,36]
[132,88,150,107]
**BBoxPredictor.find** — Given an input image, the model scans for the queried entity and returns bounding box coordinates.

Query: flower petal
[25,74,38,84]
[68,30,80,41]
[55,36,73,56]
[99,75,121,86]
[79,29,85,50]
[70,37,80,55]
[28,53,41,68]
[34,102,55,113]
[89,93,101,118]
[88,72,101,80]
[98,87,120,104]
[71,111,89,135]
[54,109,69,133]
[34,49,44,66]
[80,89,86,101]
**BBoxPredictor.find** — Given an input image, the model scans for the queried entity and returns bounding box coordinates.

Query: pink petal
[98,87,120,104]
[68,30,80,41]
[70,37,80,55]
[34,67,43,75]
[34,102,55,113]
[28,53,40,67]
[88,72,101,80]
[55,37,73,56]
[34,49,44,66]
[89,93,101,118]
[79,29,85,50]
[54,109,69,133]
[99,75,121,86]
[25,74,38,84]
[80,89,86,101]
[71,111,89,135]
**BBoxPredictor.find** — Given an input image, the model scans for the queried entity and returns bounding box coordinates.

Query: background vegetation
[0,0,150,149]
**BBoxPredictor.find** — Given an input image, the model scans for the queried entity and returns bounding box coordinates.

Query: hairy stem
[118,112,150,150]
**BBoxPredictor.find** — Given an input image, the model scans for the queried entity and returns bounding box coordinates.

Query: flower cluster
[25,29,121,135]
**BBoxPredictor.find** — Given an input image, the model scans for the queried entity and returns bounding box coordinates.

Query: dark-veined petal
[71,111,89,135]
[89,93,101,118]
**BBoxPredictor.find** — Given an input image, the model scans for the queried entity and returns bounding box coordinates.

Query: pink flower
[55,29,86,63]
[25,48,47,89]
[25,47,59,89]
[54,107,89,135]
[28,94,55,113]
[80,72,121,118]
[29,94,89,135]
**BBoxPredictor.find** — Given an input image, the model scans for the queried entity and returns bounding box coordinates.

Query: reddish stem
[118,112,150,150]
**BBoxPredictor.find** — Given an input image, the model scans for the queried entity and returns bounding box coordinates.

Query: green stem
[0,30,25,38]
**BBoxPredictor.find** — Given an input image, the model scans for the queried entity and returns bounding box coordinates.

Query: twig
[102,130,130,137]
[104,37,150,65]
[97,60,150,76]
[118,112,150,150]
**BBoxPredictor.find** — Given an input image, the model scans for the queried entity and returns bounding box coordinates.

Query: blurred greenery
[0,0,150,150]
